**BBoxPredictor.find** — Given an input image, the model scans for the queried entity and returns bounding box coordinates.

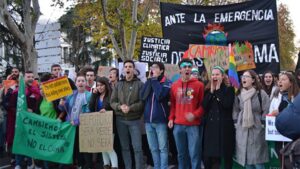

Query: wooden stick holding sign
[79,111,113,153]
[41,76,73,102]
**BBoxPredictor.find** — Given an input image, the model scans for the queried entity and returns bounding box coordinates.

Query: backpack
[276,94,300,140]
[281,137,300,169]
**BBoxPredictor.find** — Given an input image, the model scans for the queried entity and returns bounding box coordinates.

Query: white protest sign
[265,116,292,142]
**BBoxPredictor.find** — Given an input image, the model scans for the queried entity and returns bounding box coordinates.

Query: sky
[38,0,300,48]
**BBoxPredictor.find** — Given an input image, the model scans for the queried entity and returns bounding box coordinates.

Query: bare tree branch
[0,0,25,44]
[127,0,138,59]
[31,0,41,32]
[138,0,152,23]
[108,29,124,60]
[100,0,117,29]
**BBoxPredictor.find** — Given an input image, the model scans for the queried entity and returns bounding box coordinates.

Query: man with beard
[110,60,144,169]
[11,71,42,169]
[168,59,204,169]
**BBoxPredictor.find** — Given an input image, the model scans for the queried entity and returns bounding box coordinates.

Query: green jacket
[110,77,144,121]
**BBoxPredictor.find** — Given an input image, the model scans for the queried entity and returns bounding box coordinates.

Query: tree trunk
[21,39,38,75]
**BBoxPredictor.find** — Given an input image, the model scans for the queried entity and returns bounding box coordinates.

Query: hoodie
[169,78,204,125]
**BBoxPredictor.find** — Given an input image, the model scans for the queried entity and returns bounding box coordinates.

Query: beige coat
[233,90,270,166]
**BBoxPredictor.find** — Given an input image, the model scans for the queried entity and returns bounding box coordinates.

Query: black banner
[160,0,280,74]
[139,36,171,63]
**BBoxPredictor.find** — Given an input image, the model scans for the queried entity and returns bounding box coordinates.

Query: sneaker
[14,165,21,169]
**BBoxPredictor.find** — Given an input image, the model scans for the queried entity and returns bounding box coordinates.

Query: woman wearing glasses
[233,70,270,169]
[202,66,235,169]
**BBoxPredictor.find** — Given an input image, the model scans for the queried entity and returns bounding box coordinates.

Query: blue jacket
[59,90,91,125]
[141,76,171,123]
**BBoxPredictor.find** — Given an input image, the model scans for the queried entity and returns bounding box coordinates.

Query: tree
[278,3,296,70]
[0,0,41,74]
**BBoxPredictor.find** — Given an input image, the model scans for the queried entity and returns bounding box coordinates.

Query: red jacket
[169,78,204,125]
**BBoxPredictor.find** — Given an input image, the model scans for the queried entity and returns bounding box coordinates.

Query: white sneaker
[27,164,35,169]
[14,165,21,169]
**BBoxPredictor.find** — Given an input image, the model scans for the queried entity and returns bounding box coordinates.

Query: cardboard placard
[79,111,113,153]
[41,76,73,102]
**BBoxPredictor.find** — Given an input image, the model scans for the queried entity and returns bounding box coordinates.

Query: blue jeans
[116,117,143,169]
[15,155,32,166]
[173,124,202,169]
[245,164,265,169]
[145,123,168,169]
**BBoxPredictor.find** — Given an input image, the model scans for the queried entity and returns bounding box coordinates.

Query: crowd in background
[1,59,300,169]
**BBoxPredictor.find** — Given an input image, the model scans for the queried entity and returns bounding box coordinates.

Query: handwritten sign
[139,36,171,63]
[98,66,113,78]
[41,76,73,102]
[233,42,256,71]
[12,111,76,164]
[79,112,113,153]
[265,116,292,142]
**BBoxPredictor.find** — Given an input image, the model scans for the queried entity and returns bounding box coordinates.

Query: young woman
[89,77,118,169]
[59,74,91,169]
[202,66,235,169]
[262,70,277,99]
[233,70,270,169]
[269,72,299,168]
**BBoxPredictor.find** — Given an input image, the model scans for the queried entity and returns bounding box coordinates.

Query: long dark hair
[96,77,112,98]
[262,70,275,96]
[279,72,299,101]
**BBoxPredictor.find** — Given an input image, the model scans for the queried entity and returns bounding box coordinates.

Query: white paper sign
[265,116,292,142]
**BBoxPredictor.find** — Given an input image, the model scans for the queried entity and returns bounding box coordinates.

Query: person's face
[51,66,62,77]
[180,62,192,80]
[191,71,199,79]
[241,71,254,89]
[278,74,292,92]
[76,76,87,91]
[109,70,118,82]
[264,73,273,86]
[124,62,134,79]
[24,73,34,86]
[96,82,106,94]
[12,68,19,76]
[150,64,163,77]
[86,71,95,83]
[211,69,223,85]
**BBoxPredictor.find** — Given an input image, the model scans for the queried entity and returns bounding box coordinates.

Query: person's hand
[168,120,174,128]
[99,109,106,113]
[210,81,215,93]
[59,99,65,106]
[185,112,195,122]
[93,88,98,94]
[148,70,153,79]
[216,78,222,90]
[270,110,279,116]
[120,104,129,114]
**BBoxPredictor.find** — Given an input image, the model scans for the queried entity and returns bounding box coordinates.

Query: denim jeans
[245,164,265,169]
[173,124,202,169]
[15,155,32,166]
[116,117,143,169]
[145,123,168,169]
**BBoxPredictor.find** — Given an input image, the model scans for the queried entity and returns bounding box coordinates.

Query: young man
[50,64,76,90]
[85,68,96,91]
[7,67,20,80]
[110,60,144,169]
[141,62,171,169]
[13,71,42,169]
[109,68,119,88]
[168,59,204,169]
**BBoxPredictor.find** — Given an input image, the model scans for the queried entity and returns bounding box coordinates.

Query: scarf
[240,88,256,128]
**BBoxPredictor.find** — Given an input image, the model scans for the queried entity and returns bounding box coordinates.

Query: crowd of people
[0,59,300,169]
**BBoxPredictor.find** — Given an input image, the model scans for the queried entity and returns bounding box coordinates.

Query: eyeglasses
[240,75,252,79]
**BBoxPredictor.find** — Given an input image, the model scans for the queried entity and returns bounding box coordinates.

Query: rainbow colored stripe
[228,45,240,90]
